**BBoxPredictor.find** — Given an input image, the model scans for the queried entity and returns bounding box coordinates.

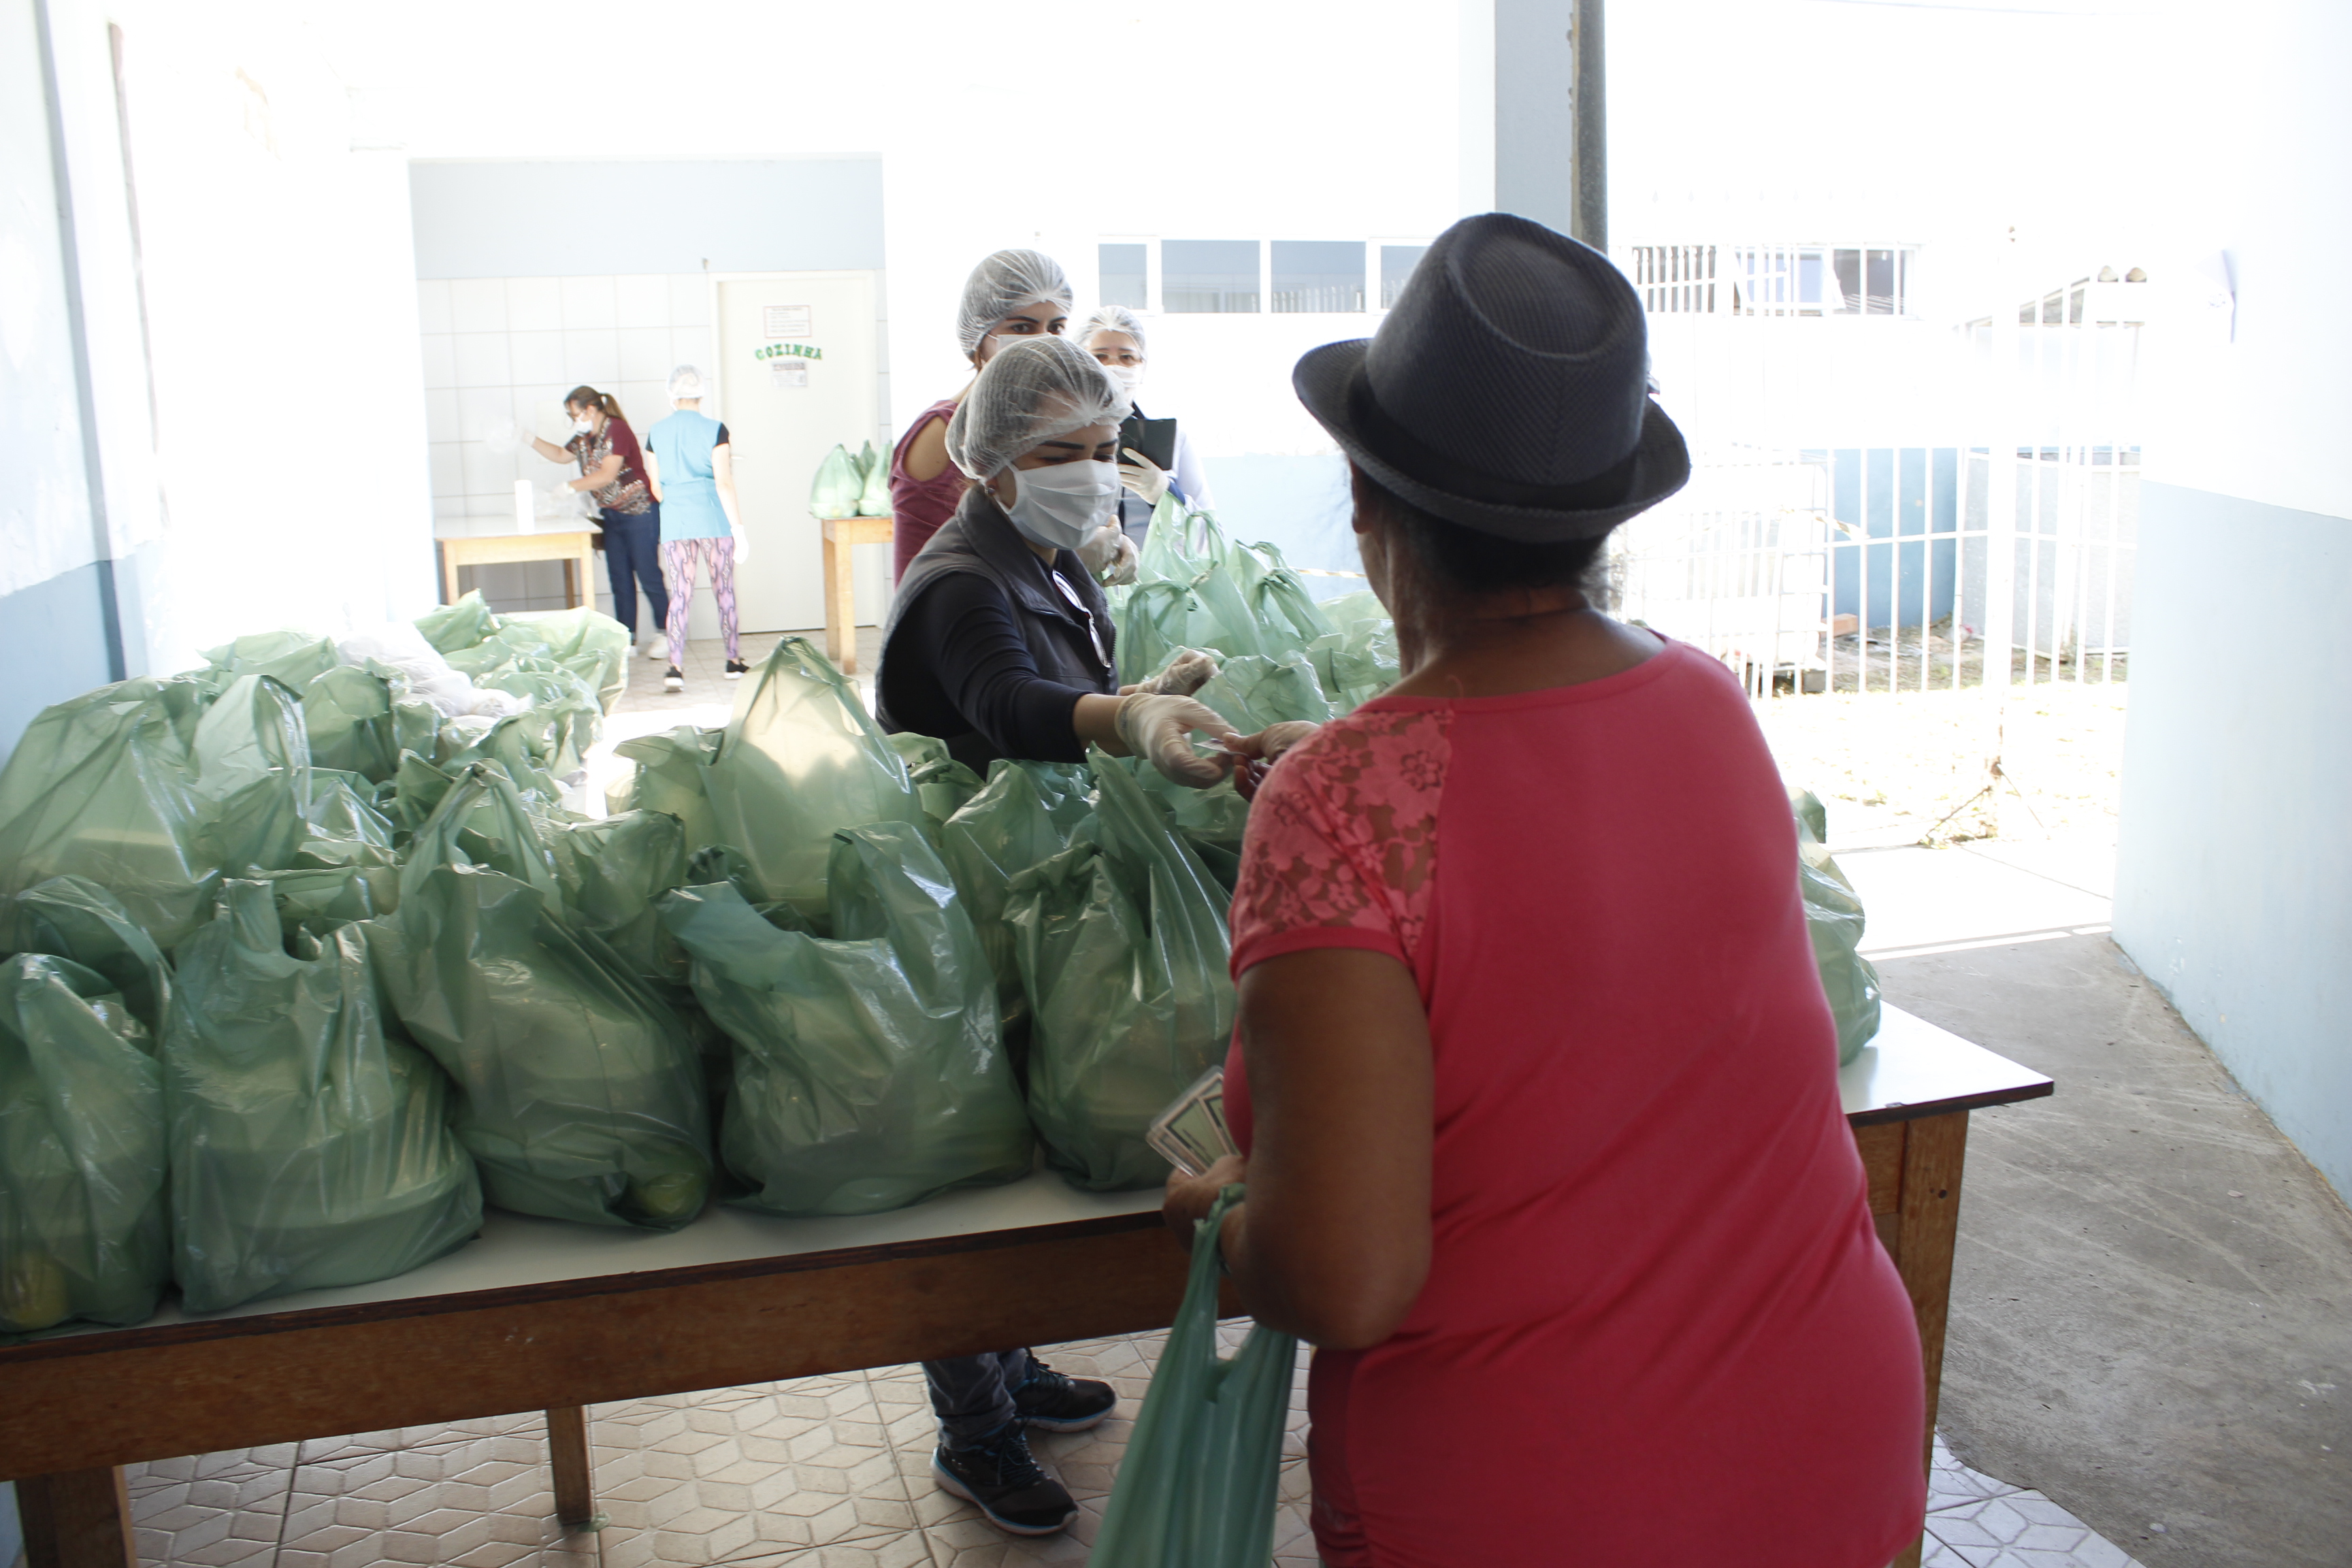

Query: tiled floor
[105,1322,2137,1568]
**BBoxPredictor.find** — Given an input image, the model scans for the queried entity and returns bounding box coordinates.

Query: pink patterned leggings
[662,538,740,666]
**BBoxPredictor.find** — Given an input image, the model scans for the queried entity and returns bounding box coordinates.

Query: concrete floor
[1850,844,2352,1568]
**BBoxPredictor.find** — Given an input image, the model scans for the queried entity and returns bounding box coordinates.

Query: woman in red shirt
[1166,214,1927,1567]
[889,249,1075,581]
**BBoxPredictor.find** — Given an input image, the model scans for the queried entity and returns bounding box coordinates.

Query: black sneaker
[724,659,749,680]
[662,665,685,693]
[930,1424,1077,1537]
[1012,1356,1117,1433]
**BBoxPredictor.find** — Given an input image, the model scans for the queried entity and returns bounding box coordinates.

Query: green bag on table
[547,810,690,985]
[368,764,713,1230]
[1089,1184,1297,1568]
[414,591,501,656]
[497,606,632,713]
[199,630,339,696]
[0,877,174,1036]
[1008,753,1235,1191]
[887,732,985,830]
[858,440,892,517]
[0,676,220,948]
[1194,651,1335,734]
[662,822,1033,1217]
[700,638,924,918]
[0,953,168,1338]
[302,665,434,784]
[937,761,1095,1033]
[165,883,480,1313]
[188,674,316,879]
[810,444,864,520]
[611,725,724,847]
[1791,789,1884,1066]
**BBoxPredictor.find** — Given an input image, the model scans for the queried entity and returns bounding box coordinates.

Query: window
[1630,245,1718,313]
[1163,240,1260,313]
[1380,244,1429,308]
[1098,244,1147,310]
[1272,242,1364,312]
[1720,245,1913,316]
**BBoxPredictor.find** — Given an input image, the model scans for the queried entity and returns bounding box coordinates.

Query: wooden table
[434,515,601,608]
[819,514,892,673]
[0,1005,2047,1568]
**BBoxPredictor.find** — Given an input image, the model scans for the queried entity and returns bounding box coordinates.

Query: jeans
[924,1350,1032,1448]
[600,508,666,638]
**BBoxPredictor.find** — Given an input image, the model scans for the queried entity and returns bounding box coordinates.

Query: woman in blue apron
[643,365,745,692]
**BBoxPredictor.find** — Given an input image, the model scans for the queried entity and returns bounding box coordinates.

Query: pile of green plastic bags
[809,440,892,521]
[0,492,1889,1346]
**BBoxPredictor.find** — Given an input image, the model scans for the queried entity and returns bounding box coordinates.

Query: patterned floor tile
[276,1433,595,1568]
[591,1376,917,1568]
[297,1411,546,1464]
[129,1455,292,1568]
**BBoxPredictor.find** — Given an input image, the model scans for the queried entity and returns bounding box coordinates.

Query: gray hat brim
[1294,338,1692,544]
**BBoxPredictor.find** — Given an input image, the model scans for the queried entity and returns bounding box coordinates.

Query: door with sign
[713,272,885,634]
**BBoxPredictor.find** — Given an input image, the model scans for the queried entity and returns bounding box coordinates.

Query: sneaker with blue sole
[930,1424,1077,1536]
[1011,1356,1118,1433]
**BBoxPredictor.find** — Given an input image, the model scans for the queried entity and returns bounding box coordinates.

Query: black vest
[877,487,1119,773]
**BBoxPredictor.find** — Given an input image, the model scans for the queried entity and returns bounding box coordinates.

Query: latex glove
[1115,693,1238,788]
[1139,647,1219,698]
[1118,446,1171,506]
[730,520,752,565]
[1224,721,1322,801]
[1077,524,1137,586]
[483,417,523,454]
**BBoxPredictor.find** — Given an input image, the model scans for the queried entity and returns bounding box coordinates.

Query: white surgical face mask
[1102,363,1142,393]
[570,415,595,434]
[1000,460,1120,552]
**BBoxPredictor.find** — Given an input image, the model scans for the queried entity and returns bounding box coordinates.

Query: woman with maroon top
[889,249,1075,582]
[532,386,667,657]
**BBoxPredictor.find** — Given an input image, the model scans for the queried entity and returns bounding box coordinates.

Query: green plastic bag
[702,638,924,917]
[165,883,481,1313]
[188,674,316,878]
[1304,621,1401,713]
[1123,761,1252,896]
[414,591,501,655]
[0,877,174,1036]
[1194,651,1336,734]
[612,725,724,848]
[369,764,713,1229]
[201,630,339,696]
[1090,1184,1297,1567]
[1009,753,1236,1190]
[547,811,689,985]
[0,953,169,1337]
[887,732,985,829]
[1225,540,1337,651]
[497,606,632,713]
[937,762,1094,1032]
[858,439,892,517]
[810,444,864,520]
[662,823,1033,1216]
[303,664,435,785]
[254,864,402,938]
[1791,789,1884,1066]
[0,676,218,947]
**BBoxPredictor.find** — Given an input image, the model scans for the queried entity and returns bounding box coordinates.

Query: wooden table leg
[440,542,461,607]
[545,1405,598,1531]
[822,532,853,672]
[1886,1109,1970,1568]
[17,1467,134,1568]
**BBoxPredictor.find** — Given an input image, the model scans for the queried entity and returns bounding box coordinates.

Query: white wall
[2110,0,2352,1204]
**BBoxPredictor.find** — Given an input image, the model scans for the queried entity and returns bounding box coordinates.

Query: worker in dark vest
[872,333,1231,1539]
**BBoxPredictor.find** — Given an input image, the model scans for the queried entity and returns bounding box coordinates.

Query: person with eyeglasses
[870,332,1238,1539]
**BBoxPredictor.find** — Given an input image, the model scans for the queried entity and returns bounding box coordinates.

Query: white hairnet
[946,335,1132,482]
[956,248,1075,357]
[1079,305,1147,359]
[667,364,710,402]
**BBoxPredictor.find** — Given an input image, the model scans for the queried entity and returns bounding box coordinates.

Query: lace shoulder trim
[1231,706,1452,962]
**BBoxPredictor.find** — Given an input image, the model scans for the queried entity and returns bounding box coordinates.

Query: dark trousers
[600,508,667,637]
[924,1350,1032,1448]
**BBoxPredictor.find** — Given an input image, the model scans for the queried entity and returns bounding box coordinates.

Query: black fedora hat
[1294,212,1688,542]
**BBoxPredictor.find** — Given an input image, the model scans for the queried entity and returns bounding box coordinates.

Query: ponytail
[562,385,625,427]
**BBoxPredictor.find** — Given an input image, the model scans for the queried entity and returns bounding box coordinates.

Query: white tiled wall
[419,274,717,614]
